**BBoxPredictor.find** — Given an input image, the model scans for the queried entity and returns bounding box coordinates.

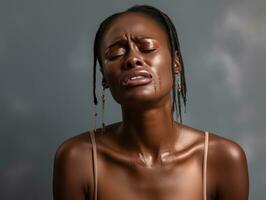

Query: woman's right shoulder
[54,130,95,163]
[55,122,122,159]
[55,131,93,152]
[53,130,96,199]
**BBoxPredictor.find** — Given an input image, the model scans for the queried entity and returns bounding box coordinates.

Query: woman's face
[100,12,179,108]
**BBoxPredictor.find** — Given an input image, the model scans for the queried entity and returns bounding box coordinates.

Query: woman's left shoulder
[182,125,249,198]
[180,124,247,162]
[208,132,247,165]
[204,133,249,198]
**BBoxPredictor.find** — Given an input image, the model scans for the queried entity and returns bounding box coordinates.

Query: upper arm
[214,138,249,200]
[53,139,93,200]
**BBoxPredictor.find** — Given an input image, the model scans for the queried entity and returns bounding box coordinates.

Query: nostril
[124,57,143,69]
[136,60,142,66]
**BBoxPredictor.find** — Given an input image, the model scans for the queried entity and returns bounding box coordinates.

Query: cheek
[102,63,120,84]
[150,51,173,90]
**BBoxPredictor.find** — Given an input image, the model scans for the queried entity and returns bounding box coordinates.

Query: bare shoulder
[208,132,248,166]
[54,131,94,160]
[178,124,249,199]
[53,131,95,199]
[54,130,95,177]
[54,121,125,162]
[172,123,247,164]
[208,132,249,199]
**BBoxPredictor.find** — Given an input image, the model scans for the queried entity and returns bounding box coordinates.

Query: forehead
[101,12,169,50]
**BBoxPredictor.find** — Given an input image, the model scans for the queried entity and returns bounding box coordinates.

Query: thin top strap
[203,131,209,200]
[89,130,98,200]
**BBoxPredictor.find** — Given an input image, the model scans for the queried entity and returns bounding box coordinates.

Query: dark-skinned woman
[53,5,249,200]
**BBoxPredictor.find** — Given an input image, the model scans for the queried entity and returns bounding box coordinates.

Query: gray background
[0,0,265,199]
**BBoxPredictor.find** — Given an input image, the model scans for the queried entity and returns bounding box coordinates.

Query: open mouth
[121,71,152,87]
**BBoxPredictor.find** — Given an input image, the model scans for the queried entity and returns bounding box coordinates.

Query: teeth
[130,76,145,80]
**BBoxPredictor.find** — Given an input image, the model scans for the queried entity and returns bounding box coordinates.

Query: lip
[120,70,153,87]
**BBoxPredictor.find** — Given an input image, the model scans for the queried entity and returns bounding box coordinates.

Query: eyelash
[108,47,156,61]
[140,48,156,53]
[109,54,123,61]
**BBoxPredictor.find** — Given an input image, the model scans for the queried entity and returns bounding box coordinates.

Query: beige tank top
[89,131,209,200]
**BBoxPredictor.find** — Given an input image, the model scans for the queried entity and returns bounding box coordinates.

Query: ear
[173,51,182,74]
[101,78,109,89]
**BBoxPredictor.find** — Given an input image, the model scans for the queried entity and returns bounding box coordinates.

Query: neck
[119,97,181,166]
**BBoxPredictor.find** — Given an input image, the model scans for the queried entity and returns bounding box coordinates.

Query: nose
[122,49,144,69]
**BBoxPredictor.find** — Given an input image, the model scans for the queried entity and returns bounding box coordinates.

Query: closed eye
[136,40,158,54]
[140,48,157,53]
[109,54,123,60]
[106,48,126,61]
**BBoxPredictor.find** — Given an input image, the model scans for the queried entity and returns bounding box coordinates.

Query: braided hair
[93,5,187,123]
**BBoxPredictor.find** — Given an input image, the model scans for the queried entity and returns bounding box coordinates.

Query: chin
[110,82,172,107]
[115,92,171,110]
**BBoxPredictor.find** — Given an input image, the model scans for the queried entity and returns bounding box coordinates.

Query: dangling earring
[174,63,181,93]
[177,73,181,93]
[101,86,106,133]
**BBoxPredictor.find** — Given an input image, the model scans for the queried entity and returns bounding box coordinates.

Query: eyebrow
[106,38,127,50]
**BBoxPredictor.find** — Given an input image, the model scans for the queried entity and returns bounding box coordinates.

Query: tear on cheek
[153,74,161,96]
[158,75,161,91]
[153,77,157,95]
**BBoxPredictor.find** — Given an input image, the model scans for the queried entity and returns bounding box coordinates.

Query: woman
[53,5,249,200]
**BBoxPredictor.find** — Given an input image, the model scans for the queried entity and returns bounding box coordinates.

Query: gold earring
[177,73,181,92]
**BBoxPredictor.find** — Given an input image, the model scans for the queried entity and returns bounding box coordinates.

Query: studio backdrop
[0,0,265,199]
